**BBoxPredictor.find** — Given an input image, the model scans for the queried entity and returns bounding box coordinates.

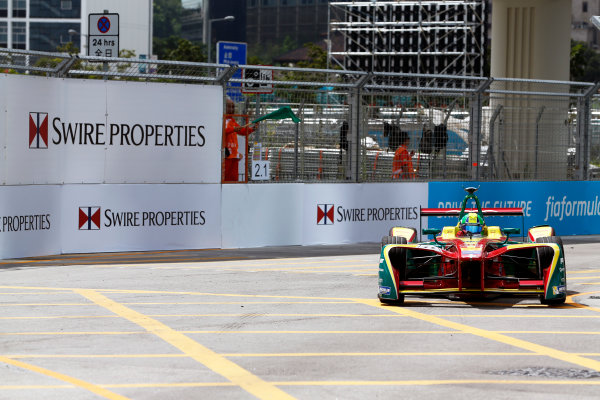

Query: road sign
[217,41,247,101]
[88,13,120,57]
[242,68,273,94]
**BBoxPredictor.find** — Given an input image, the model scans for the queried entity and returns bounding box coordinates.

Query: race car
[378,187,566,306]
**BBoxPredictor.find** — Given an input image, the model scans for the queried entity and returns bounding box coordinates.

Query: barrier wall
[0,184,221,259]
[1,74,598,259]
[222,183,428,248]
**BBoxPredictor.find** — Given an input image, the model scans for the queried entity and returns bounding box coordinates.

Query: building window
[583,2,588,13]
[0,22,7,48]
[30,0,81,18]
[30,22,79,52]
[12,0,26,17]
[12,21,26,49]
[0,0,7,17]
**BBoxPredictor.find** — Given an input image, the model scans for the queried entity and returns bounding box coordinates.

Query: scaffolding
[329,1,487,77]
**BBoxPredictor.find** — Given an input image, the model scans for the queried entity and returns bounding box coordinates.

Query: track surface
[1,238,599,399]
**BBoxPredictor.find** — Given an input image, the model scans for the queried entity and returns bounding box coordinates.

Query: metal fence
[2,47,599,182]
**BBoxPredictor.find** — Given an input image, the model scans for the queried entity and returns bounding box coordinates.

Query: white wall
[221,183,429,248]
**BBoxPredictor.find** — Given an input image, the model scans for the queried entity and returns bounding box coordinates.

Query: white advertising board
[0,75,6,184]
[61,184,222,253]
[0,185,62,259]
[302,183,428,245]
[221,184,303,248]
[1,74,222,185]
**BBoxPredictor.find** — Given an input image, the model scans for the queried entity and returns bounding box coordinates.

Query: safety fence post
[469,78,493,181]
[577,82,600,180]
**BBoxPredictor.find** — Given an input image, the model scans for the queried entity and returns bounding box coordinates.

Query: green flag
[252,106,300,124]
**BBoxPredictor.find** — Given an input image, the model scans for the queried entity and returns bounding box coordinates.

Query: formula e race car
[378,187,566,306]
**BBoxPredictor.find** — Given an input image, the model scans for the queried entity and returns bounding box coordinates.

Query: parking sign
[88,13,120,57]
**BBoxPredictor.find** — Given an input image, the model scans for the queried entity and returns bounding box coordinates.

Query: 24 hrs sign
[88,13,120,57]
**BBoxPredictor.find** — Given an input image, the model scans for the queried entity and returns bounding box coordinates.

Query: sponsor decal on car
[552,285,566,295]
[379,286,391,295]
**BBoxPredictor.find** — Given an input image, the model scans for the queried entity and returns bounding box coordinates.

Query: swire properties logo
[79,207,101,230]
[27,112,206,148]
[29,112,49,149]
[317,204,335,225]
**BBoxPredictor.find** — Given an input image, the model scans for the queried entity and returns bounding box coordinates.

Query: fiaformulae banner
[428,181,600,236]
[0,74,222,184]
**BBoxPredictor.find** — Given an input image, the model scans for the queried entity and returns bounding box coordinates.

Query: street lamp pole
[68,28,87,55]
[206,15,235,63]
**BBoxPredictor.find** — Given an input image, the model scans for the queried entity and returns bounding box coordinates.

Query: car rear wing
[419,207,525,241]
[421,208,524,217]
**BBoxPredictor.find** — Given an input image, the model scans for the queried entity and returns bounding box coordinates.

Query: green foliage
[297,43,328,70]
[570,40,600,82]
[166,38,205,62]
[247,35,298,65]
[153,36,182,60]
[153,0,184,38]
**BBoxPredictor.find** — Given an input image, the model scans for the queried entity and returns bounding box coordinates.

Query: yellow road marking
[357,299,600,372]
[568,269,600,274]
[0,355,129,399]
[568,276,600,281]
[275,380,600,386]
[6,312,598,320]
[566,291,600,313]
[3,380,600,390]
[75,289,295,400]
[5,352,600,359]
[0,330,462,336]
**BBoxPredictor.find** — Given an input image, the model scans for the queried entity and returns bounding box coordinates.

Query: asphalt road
[0,237,599,399]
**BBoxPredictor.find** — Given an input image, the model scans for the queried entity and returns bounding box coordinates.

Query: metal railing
[2,47,599,182]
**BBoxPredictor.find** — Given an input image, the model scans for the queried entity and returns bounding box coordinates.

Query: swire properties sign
[4,75,223,185]
[29,112,207,149]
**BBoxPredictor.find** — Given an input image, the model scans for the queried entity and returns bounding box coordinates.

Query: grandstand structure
[328,1,487,77]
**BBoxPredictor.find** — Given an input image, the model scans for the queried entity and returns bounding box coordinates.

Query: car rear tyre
[536,236,564,271]
[379,294,405,305]
[539,295,566,306]
[536,236,566,306]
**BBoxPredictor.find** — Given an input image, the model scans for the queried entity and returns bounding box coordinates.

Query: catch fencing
[2,47,599,182]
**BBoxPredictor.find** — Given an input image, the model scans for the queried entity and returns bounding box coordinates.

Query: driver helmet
[460,212,484,234]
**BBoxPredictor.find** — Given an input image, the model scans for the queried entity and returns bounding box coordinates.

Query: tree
[570,40,600,82]
[153,0,184,39]
[166,38,205,62]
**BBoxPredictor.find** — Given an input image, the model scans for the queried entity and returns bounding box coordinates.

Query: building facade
[246,0,331,48]
[572,0,600,48]
[0,0,152,57]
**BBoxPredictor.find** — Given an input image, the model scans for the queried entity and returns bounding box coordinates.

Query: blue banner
[428,181,600,236]
[217,41,247,102]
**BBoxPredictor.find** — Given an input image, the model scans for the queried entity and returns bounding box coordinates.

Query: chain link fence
[2,47,599,182]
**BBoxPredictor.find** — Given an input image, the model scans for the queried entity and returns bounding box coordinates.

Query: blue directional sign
[217,41,247,101]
